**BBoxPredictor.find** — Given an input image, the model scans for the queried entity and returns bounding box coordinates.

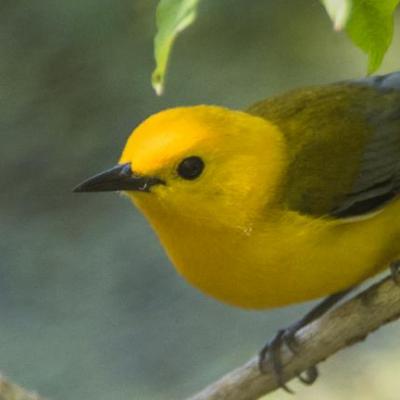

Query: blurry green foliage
[346,0,400,73]
[151,0,200,95]
[153,0,399,93]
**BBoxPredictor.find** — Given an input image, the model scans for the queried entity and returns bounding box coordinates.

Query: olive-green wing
[247,72,400,219]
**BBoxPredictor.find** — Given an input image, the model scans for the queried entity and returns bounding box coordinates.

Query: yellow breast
[132,194,400,309]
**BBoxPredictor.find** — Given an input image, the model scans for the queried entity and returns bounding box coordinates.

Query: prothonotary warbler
[74,71,400,388]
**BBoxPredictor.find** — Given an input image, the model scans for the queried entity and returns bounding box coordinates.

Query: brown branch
[187,275,400,400]
[0,375,44,400]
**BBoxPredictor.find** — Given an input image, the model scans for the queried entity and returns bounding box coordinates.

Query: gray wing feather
[354,71,400,90]
[331,72,400,218]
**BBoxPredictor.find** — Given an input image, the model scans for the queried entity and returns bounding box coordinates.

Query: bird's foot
[257,290,351,391]
[390,260,400,284]
[258,326,318,393]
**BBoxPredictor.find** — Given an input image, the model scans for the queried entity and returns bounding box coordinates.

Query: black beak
[73,163,165,193]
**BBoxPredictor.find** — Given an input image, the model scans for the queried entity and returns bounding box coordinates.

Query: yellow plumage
[75,72,400,310]
[119,106,400,309]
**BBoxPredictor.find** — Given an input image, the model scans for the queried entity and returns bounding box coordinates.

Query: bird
[74,71,400,390]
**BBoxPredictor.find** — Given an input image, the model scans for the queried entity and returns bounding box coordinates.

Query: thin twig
[187,275,400,400]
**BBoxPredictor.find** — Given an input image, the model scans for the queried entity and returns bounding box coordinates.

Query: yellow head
[75,105,286,231]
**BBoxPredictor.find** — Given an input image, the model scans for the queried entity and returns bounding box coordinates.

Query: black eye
[177,156,204,180]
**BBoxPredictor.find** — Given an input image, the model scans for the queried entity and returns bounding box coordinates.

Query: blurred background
[1,1,400,399]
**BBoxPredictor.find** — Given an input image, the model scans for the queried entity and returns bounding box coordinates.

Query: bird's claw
[258,327,318,393]
[259,329,293,393]
[283,327,301,354]
[390,260,400,285]
[298,365,319,385]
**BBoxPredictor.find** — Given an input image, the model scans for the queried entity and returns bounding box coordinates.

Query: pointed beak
[73,163,165,193]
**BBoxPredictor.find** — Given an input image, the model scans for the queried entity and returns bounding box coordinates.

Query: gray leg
[259,287,354,392]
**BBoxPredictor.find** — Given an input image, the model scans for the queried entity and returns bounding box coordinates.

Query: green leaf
[321,0,399,73]
[152,0,200,95]
[346,0,399,73]
[321,0,352,31]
